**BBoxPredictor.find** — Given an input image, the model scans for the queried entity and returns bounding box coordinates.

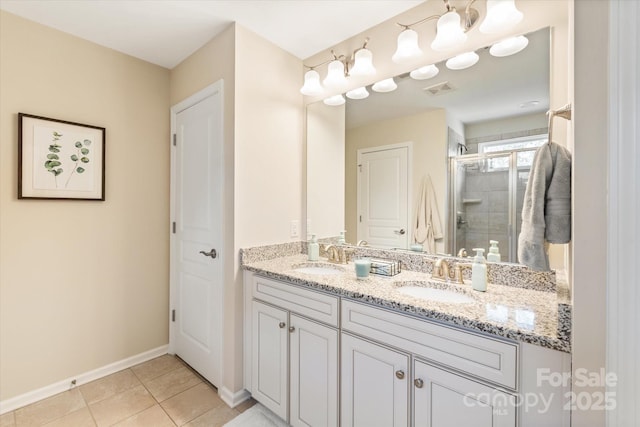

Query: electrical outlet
[290,220,300,238]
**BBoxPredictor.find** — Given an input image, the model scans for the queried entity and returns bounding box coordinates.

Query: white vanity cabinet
[247,274,339,427]
[341,333,410,427]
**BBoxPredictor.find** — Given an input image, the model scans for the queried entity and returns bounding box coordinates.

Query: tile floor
[0,355,256,427]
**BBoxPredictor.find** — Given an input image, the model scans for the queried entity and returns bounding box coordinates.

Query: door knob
[279,322,286,329]
[395,370,405,379]
[414,378,424,388]
[289,326,296,333]
[395,229,406,235]
[199,249,217,259]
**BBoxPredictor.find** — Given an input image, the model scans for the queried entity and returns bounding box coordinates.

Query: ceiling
[0,0,424,69]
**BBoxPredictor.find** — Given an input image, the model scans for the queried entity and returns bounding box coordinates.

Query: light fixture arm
[399,0,478,32]
[397,14,440,30]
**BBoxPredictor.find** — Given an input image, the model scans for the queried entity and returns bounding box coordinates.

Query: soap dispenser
[308,234,319,261]
[487,240,501,262]
[471,248,488,292]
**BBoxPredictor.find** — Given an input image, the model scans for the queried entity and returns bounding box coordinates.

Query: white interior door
[170,81,223,387]
[357,143,411,249]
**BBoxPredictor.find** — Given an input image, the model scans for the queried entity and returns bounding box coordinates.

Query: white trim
[0,345,168,415]
[607,0,639,426]
[219,386,251,409]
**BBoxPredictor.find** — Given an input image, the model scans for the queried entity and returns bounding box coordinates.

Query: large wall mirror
[306,27,552,264]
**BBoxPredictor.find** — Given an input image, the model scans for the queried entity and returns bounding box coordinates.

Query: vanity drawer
[252,275,339,327]
[341,300,518,389]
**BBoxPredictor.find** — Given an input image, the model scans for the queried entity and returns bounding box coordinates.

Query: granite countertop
[242,254,571,353]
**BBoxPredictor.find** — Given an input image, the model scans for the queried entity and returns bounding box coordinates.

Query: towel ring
[547,103,572,145]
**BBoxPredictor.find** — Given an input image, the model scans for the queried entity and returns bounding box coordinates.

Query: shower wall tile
[462,192,488,213]
[489,191,509,213]
[466,212,489,231]
[489,171,509,190]
[465,232,489,251]
[489,213,509,232]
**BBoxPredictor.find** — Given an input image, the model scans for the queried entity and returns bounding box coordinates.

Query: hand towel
[413,175,443,254]
[518,142,572,271]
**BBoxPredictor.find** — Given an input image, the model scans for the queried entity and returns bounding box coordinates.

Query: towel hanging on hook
[547,103,572,145]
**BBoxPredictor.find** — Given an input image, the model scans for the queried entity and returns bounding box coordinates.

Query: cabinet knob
[289,326,295,333]
[279,322,286,329]
[395,370,405,380]
[414,378,424,388]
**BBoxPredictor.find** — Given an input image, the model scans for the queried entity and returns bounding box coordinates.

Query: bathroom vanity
[242,248,571,427]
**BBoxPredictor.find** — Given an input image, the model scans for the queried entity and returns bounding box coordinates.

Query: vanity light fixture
[392,28,424,64]
[479,0,523,34]
[300,69,324,96]
[346,87,370,100]
[489,35,529,57]
[445,51,479,70]
[301,39,375,96]
[372,78,398,93]
[430,9,468,51]
[410,64,440,80]
[323,94,346,106]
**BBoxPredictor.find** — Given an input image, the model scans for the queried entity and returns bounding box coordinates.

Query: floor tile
[0,412,15,427]
[161,383,221,426]
[184,405,238,427]
[112,405,176,427]
[41,407,95,427]
[88,385,155,427]
[79,369,141,405]
[144,366,202,402]
[234,398,257,413]
[14,388,85,426]
[131,355,183,383]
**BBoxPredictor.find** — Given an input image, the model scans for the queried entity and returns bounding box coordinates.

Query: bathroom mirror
[306,28,551,263]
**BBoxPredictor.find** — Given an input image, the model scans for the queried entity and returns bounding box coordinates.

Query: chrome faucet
[431,258,465,284]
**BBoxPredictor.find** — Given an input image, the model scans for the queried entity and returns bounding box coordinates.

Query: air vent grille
[423,81,454,96]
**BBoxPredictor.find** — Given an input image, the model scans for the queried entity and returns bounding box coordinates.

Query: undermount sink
[396,285,475,304]
[291,263,344,276]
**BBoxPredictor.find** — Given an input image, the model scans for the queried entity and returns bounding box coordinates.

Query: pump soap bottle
[487,240,501,262]
[471,248,488,292]
[308,234,319,261]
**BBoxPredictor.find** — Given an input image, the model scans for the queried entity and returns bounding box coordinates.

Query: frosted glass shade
[479,0,523,34]
[346,87,370,100]
[392,29,424,64]
[489,35,529,57]
[300,70,323,96]
[431,11,467,51]
[350,48,376,77]
[372,78,397,93]
[410,64,439,80]
[446,51,479,70]
[323,94,345,106]
[323,60,348,91]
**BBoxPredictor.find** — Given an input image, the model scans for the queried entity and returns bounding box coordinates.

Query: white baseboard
[0,344,169,415]
[220,386,251,408]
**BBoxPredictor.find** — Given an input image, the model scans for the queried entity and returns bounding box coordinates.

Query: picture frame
[18,113,106,200]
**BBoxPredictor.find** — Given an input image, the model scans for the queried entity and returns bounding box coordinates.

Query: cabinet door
[341,333,410,427]
[290,314,338,427]
[414,359,516,427]
[252,300,288,421]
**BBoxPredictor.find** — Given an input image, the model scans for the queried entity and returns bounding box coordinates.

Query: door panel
[358,144,410,249]
[171,83,223,387]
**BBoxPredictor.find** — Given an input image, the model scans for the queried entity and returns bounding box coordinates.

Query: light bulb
[300,70,323,96]
[372,78,397,93]
[446,51,479,70]
[489,35,529,57]
[392,28,424,64]
[323,60,348,91]
[346,87,370,100]
[323,94,345,106]
[479,0,523,34]
[410,64,439,80]
[350,48,376,77]
[431,10,467,51]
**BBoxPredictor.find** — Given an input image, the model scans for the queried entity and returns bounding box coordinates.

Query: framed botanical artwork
[18,113,106,200]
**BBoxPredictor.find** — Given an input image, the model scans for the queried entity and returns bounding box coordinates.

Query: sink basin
[291,264,344,275]
[397,286,475,304]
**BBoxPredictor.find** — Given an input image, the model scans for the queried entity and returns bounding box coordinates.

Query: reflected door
[357,143,410,249]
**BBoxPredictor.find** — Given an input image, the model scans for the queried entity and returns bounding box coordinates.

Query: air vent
[423,81,455,96]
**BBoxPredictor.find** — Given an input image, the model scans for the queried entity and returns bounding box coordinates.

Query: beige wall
[464,112,548,141]
[345,109,447,253]
[0,11,170,400]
